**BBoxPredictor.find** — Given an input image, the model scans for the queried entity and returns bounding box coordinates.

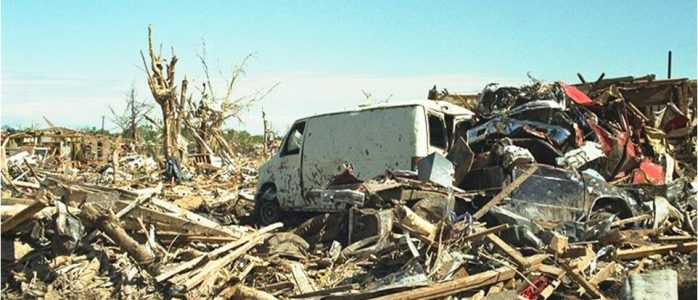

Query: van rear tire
[255,185,282,226]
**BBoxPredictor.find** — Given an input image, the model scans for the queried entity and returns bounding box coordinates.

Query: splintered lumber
[370,266,516,300]
[149,233,238,244]
[486,234,530,269]
[369,255,547,300]
[84,183,162,243]
[589,262,617,285]
[10,180,40,189]
[287,261,317,294]
[1,197,36,206]
[462,224,510,241]
[538,264,565,278]
[1,197,47,234]
[611,214,652,228]
[75,257,100,289]
[558,259,604,299]
[616,241,697,259]
[1,205,81,223]
[155,222,282,282]
[291,284,359,298]
[218,284,279,300]
[150,198,241,238]
[393,222,436,246]
[112,200,231,236]
[539,279,561,300]
[79,204,159,275]
[395,205,437,239]
[473,165,538,220]
[1,170,18,190]
[183,232,271,290]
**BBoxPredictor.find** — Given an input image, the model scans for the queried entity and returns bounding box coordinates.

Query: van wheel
[255,185,281,225]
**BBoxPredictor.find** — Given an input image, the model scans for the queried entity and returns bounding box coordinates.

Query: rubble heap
[1,76,696,300]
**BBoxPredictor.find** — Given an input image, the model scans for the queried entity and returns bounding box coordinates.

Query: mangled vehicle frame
[255,100,475,224]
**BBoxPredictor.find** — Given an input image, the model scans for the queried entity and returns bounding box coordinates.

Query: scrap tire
[255,185,281,226]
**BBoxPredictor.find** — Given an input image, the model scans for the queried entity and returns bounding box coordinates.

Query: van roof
[297,100,475,122]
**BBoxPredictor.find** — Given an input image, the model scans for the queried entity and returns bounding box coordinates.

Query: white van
[255,100,475,224]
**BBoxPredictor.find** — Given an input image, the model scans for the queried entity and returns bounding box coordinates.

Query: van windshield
[281,122,305,156]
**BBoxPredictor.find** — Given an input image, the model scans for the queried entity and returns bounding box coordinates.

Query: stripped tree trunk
[141,26,188,160]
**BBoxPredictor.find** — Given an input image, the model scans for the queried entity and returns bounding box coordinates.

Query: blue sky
[2,1,696,135]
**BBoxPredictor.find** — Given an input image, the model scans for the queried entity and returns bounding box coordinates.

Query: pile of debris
[1,76,696,300]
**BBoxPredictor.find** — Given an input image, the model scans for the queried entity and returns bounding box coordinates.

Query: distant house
[1,127,116,166]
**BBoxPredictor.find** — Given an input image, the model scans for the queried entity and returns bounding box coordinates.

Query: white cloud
[1,71,527,134]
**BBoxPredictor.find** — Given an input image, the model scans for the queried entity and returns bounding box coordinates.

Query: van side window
[428,113,448,149]
[281,122,305,156]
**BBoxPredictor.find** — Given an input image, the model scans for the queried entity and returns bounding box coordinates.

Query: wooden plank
[369,265,517,300]
[369,254,548,300]
[23,158,43,181]
[288,261,317,294]
[150,198,241,238]
[150,233,238,244]
[1,198,47,234]
[611,214,651,228]
[155,222,282,282]
[79,204,159,276]
[84,183,162,243]
[538,264,565,278]
[473,165,538,220]
[539,279,561,300]
[291,284,358,298]
[486,234,530,269]
[616,241,697,260]
[557,260,603,299]
[393,222,436,246]
[113,201,230,237]
[1,170,19,190]
[1,197,36,206]
[10,180,40,189]
[485,282,503,296]
[461,224,510,241]
[568,245,595,271]
[654,235,695,242]
[589,261,617,285]
[183,233,270,290]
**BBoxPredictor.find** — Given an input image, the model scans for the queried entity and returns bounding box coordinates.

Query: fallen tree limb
[79,203,160,275]
[84,182,162,243]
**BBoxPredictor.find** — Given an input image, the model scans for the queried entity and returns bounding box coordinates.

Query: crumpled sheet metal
[466,117,571,151]
[632,158,666,185]
[501,145,535,169]
[557,141,605,170]
[559,81,596,106]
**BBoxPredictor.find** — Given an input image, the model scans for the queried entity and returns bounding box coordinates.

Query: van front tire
[255,185,282,226]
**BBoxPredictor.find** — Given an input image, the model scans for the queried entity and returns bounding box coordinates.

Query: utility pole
[101,116,105,132]
[667,50,672,79]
